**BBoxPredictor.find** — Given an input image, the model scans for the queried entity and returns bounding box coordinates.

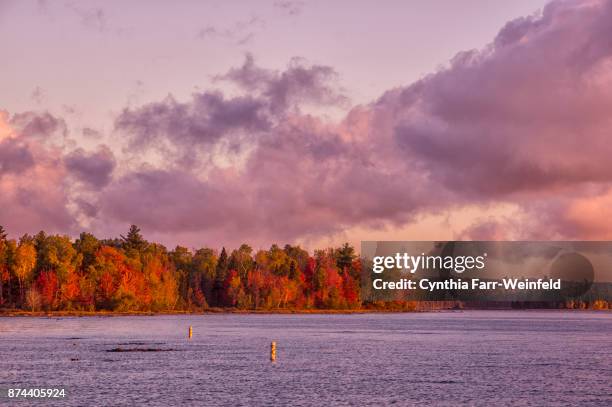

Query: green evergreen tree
[213,247,229,306]
[120,225,147,253]
[334,243,356,273]
[216,247,229,283]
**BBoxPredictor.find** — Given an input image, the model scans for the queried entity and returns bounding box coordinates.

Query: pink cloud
[3,0,612,247]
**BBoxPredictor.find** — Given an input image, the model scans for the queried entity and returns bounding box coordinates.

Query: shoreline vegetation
[0,224,369,313]
[0,308,405,317]
[1,225,609,314]
[1,306,609,317]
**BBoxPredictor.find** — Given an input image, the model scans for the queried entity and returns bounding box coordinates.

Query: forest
[2,224,608,312]
[0,225,364,312]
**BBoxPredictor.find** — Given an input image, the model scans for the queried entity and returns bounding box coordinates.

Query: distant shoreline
[0,308,407,317]
[0,308,608,317]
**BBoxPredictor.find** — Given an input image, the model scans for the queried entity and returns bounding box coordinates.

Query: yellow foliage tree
[14,241,36,302]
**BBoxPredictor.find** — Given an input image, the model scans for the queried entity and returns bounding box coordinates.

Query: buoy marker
[270,341,276,361]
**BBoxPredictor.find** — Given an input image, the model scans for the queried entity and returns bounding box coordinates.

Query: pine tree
[213,247,229,306]
[120,225,147,252]
[216,247,229,283]
[0,225,7,305]
[334,243,356,273]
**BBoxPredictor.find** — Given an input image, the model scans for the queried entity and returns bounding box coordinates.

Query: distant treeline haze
[0,225,362,311]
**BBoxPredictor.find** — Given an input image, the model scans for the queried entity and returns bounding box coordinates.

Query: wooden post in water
[270,341,276,361]
[188,325,193,339]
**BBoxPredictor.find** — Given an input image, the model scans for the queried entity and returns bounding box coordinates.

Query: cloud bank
[2,0,612,247]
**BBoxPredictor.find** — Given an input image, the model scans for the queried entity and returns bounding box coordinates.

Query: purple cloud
[115,55,348,170]
[219,54,348,112]
[383,0,612,199]
[0,139,34,174]
[0,112,76,236]
[64,146,116,188]
[10,111,66,139]
[100,0,612,245]
[117,92,270,147]
[5,0,612,246]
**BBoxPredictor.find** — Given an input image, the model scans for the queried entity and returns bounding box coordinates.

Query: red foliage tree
[36,271,58,309]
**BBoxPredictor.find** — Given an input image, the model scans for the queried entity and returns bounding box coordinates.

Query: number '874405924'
[5,388,66,398]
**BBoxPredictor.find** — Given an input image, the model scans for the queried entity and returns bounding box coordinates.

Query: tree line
[0,225,362,312]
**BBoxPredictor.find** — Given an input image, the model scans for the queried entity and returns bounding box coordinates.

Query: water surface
[1,311,611,406]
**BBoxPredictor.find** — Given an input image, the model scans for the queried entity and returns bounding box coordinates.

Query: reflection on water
[1,311,611,406]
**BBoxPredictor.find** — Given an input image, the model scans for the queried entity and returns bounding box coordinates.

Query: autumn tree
[284,244,309,271]
[25,286,42,311]
[223,270,245,307]
[36,271,58,309]
[245,268,265,309]
[75,232,101,271]
[34,235,83,308]
[266,244,292,276]
[0,226,8,305]
[14,238,37,302]
[142,244,178,310]
[90,246,149,311]
[170,246,193,308]
[191,248,216,308]
[229,244,254,280]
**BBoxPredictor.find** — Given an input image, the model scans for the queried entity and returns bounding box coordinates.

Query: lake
[1,311,611,406]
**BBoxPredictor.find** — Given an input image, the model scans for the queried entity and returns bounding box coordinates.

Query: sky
[2,0,612,251]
